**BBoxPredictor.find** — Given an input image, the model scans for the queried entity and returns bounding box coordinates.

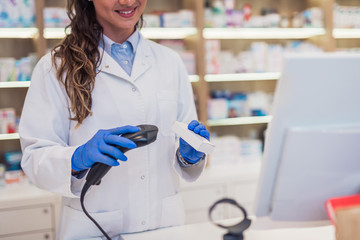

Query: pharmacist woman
[19,0,210,239]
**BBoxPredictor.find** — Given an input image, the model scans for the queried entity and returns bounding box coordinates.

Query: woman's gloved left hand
[179,120,210,164]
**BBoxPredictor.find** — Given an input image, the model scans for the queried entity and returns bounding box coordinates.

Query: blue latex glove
[179,120,210,164]
[71,126,139,171]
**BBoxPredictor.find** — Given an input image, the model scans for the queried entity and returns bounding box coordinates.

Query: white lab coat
[19,34,206,240]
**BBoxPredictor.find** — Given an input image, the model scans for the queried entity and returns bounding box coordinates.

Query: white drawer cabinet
[0,231,53,240]
[181,184,226,210]
[0,205,53,236]
[231,181,258,204]
[184,208,226,224]
[181,181,258,224]
[228,180,259,217]
[180,163,261,224]
[181,184,227,224]
[0,184,61,240]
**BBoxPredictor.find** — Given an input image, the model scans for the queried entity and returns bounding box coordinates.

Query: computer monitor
[254,53,360,226]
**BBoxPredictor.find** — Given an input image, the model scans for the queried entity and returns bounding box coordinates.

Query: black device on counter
[209,198,251,240]
[80,124,158,240]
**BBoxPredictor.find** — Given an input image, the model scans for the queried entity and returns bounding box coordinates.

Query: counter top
[122,219,335,240]
[0,182,61,209]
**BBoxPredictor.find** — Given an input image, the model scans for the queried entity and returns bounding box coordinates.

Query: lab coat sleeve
[19,55,80,198]
[172,55,207,182]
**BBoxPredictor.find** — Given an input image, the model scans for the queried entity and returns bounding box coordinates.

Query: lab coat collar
[98,33,152,83]
[131,33,152,81]
[101,29,140,56]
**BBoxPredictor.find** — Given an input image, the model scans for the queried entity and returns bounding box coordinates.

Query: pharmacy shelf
[203,28,326,39]
[141,27,198,39]
[0,82,31,88]
[0,133,20,141]
[44,27,198,39]
[43,27,70,39]
[0,28,38,39]
[205,72,280,82]
[333,28,360,39]
[207,116,272,127]
[189,75,199,82]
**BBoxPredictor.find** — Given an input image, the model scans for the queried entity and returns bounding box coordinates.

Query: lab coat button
[132,87,136,92]
[141,220,146,225]
[105,65,109,69]
[141,175,145,180]
[123,60,128,65]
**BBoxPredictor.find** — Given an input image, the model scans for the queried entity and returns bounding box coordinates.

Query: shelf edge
[0,82,31,88]
[203,28,326,39]
[0,28,38,39]
[0,133,20,141]
[207,116,273,126]
[205,73,281,82]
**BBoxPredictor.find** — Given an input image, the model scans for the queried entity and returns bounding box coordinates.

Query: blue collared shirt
[102,30,140,76]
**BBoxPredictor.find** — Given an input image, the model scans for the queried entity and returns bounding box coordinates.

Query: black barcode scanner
[85,124,158,186]
[80,124,158,240]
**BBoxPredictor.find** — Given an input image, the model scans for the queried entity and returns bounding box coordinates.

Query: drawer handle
[44,234,50,239]
[43,209,49,214]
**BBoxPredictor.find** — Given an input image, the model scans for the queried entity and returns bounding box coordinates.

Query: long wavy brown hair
[52,0,143,125]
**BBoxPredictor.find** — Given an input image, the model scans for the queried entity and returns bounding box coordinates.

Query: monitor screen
[254,53,360,226]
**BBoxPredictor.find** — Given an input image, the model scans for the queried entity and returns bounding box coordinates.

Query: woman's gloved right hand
[71,126,139,171]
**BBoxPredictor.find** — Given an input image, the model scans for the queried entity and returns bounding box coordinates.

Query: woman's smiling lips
[115,7,137,18]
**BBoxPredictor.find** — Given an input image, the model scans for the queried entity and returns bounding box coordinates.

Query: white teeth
[118,9,134,14]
